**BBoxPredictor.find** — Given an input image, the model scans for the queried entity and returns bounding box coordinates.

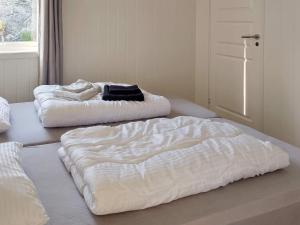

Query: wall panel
[0,53,38,103]
[62,0,196,100]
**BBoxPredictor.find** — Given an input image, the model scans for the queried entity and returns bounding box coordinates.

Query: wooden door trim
[208,0,265,131]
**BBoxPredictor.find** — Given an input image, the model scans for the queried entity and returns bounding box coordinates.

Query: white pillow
[0,97,10,133]
[0,142,49,225]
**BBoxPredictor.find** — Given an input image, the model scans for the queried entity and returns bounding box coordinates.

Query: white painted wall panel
[264,0,300,147]
[195,0,210,107]
[62,0,196,100]
[0,53,38,103]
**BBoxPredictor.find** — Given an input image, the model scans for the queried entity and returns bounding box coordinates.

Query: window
[0,0,38,53]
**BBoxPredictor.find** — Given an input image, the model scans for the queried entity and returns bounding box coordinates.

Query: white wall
[264,0,300,146]
[195,0,210,107]
[62,0,196,100]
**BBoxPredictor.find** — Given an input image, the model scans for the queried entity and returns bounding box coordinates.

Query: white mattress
[58,116,290,215]
[34,83,171,127]
[0,99,216,147]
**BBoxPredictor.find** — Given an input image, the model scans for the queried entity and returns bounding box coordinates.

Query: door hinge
[208,98,211,105]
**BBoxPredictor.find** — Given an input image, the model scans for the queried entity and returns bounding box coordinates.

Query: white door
[209,0,264,130]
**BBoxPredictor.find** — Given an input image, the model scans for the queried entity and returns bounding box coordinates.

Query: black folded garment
[108,85,141,95]
[102,85,145,101]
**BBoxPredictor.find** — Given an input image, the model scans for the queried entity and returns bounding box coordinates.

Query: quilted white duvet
[58,116,290,215]
[34,82,171,127]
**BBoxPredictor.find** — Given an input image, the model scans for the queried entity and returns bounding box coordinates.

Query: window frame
[0,0,39,54]
[0,41,38,53]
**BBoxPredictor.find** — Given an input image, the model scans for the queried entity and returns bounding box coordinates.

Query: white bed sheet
[34,83,171,127]
[58,116,289,215]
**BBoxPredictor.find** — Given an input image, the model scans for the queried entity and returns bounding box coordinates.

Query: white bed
[0,98,217,146]
[58,116,289,215]
[34,83,171,127]
[21,119,300,225]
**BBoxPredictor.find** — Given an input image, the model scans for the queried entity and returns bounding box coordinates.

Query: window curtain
[39,0,63,85]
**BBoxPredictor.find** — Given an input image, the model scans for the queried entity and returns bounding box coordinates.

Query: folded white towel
[54,84,101,101]
[61,79,94,93]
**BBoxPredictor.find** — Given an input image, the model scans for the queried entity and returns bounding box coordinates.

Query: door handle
[241,34,260,40]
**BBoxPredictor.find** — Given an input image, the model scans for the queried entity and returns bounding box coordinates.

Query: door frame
[207,0,265,131]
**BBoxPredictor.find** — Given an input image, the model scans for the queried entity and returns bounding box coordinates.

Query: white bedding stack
[58,116,290,215]
[33,82,171,127]
[53,79,101,101]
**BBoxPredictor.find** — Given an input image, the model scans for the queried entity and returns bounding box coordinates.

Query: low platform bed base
[0,98,217,147]
[20,118,300,225]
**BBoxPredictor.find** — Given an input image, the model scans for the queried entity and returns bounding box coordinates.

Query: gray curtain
[39,0,63,85]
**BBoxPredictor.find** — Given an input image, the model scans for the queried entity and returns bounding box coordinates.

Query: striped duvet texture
[59,116,290,215]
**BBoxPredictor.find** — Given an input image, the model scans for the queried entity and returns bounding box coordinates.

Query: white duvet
[0,97,10,133]
[34,82,171,127]
[58,116,290,215]
[0,142,49,225]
